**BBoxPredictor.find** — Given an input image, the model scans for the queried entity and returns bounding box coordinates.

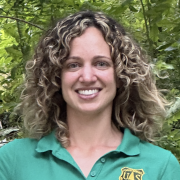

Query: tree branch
[146,0,151,29]
[140,0,151,50]
[0,15,45,31]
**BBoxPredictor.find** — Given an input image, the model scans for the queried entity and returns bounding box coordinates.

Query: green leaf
[65,0,74,6]
[156,42,175,51]
[155,2,171,13]
[109,5,128,14]
[174,130,180,141]
[164,47,177,52]
[150,24,159,42]
[122,0,133,6]
[173,111,180,121]
[10,67,17,79]
[0,70,6,74]
[129,5,138,12]
[5,46,22,59]
[168,129,180,141]
[157,19,173,27]
[0,90,4,96]
[168,98,180,115]
[3,23,18,41]
[156,61,174,71]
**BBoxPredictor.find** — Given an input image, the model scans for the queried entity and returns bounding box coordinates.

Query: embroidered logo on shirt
[119,167,145,180]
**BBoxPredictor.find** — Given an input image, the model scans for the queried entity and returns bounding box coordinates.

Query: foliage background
[0,0,180,161]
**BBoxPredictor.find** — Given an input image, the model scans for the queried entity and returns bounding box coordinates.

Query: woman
[0,11,179,180]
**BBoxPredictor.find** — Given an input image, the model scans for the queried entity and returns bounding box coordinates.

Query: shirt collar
[36,128,140,156]
[115,128,140,156]
[36,130,62,153]
[36,131,77,166]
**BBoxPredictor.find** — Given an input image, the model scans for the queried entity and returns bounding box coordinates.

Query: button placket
[87,157,107,179]
[90,171,96,177]
[100,158,105,163]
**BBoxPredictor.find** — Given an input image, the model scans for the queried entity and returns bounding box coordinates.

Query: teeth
[78,89,99,95]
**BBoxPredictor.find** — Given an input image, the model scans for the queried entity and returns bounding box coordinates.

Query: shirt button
[90,171,96,177]
[101,158,106,163]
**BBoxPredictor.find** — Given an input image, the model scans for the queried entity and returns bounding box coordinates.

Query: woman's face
[61,27,117,115]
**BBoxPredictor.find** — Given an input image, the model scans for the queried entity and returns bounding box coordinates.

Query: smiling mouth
[77,89,100,95]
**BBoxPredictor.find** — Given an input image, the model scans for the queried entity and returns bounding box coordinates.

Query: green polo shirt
[0,128,180,180]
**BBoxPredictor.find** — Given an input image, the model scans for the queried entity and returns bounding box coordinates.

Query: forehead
[68,27,111,59]
[70,27,105,44]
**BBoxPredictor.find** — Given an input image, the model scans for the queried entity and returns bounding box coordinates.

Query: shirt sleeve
[161,153,180,180]
[0,141,16,180]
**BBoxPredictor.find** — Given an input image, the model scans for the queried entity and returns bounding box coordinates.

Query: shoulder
[139,140,180,179]
[139,140,175,162]
[0,138,38,161]
[0,138,38,153]
[0,138,39,180]
[139,140,171,156]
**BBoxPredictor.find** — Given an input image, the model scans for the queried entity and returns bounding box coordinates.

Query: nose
[79,65,97,84]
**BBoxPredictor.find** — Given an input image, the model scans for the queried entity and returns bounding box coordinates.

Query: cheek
[61,72,71,86]
[61,72,79,91]
[61,82,70,105]
[60,73,69,97]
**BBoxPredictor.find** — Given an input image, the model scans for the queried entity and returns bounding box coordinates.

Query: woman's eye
[67,63,79,69]
[96,61,109,68]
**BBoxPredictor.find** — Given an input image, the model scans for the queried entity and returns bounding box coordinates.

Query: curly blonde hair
[17,11,167,147]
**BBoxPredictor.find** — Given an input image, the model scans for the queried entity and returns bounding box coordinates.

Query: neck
[66,108,122,149]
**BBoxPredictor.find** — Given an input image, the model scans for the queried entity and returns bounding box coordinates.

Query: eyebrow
[67,55,112,61]
[66,56,81,60]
